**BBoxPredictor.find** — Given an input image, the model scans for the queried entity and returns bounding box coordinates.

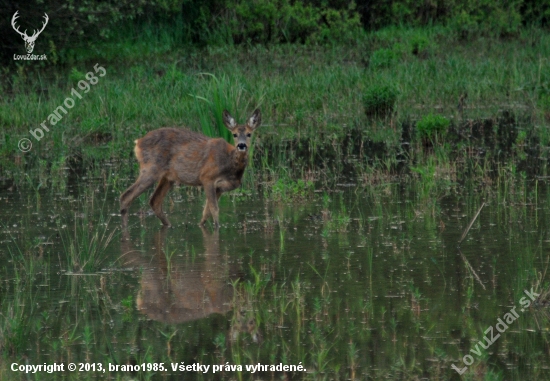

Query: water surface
[1,181,549,380]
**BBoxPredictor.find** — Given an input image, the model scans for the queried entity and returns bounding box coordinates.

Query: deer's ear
[222,110,237,130]
[247,109,261,130]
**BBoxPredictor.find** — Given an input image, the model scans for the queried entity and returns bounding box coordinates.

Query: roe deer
[120,109,261,227]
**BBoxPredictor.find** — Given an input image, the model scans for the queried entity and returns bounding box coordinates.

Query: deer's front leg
[200,201,211,225]
[200,184,220,227]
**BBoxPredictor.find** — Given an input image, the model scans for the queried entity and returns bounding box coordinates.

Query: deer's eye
[233,134,237,138]
[246,133,251,137]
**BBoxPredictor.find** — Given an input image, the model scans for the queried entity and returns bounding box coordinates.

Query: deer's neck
[231,149,248,177]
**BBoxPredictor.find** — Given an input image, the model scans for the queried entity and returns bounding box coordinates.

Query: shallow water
[1,181,550,380]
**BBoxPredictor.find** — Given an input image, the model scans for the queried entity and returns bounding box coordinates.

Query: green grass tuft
[416,113,450,141]
[363,84,399,119]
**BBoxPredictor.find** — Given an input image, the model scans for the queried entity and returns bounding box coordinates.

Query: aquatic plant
[416,113,450,142]
[363,83,398,119]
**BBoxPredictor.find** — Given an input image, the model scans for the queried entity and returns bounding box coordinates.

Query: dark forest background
[1,0,549,65]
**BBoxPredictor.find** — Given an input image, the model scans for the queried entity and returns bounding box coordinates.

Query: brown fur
[120,109,261,227]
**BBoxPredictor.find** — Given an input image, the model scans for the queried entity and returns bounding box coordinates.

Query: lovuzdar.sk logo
[11,11,48,60]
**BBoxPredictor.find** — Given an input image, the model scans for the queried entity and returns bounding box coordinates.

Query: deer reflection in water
[120,226,261,343]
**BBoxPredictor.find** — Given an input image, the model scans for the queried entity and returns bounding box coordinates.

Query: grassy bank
[1,25,549,193]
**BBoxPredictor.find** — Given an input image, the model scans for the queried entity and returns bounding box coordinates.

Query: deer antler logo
[11,11,49,54]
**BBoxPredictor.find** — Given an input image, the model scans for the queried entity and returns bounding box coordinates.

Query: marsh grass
[0,281,35,355]
[1,179,550,380]
[269,175,315,201]
[324,197,351,233]
[1,26,549,193]
[190,72,251,143]
[58,203,118,273]
[416,113,450,144]
[2,21,550,381]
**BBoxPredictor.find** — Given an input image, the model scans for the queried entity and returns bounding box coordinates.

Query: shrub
[369,48,398,68]
[539,93,550,110]
[448,2,523,39]
[416,113,450,141]
[226,0,362,44]
[448,10,480,40]
[69,68,85,82]
[410,34,432,56]
[363,84,398,118]
[538,88,550,121]
[271,178,314,200]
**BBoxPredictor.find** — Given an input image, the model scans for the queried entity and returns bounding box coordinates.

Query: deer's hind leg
[149,176,173,227]
[120,171,157,226]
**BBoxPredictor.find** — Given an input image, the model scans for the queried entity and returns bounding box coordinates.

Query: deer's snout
[237,143,247,151]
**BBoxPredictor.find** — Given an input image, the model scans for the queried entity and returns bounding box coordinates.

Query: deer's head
[11,11,49,54]
[223,109,261,153]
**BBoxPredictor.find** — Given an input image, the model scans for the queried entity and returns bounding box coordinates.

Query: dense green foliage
[1,25,549,189]
[0,27,550,193]
[2,3,550,379]
[363,84,398,118]
[1,0,549,65]
[416,113,450,141]
[1,0,550,188]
